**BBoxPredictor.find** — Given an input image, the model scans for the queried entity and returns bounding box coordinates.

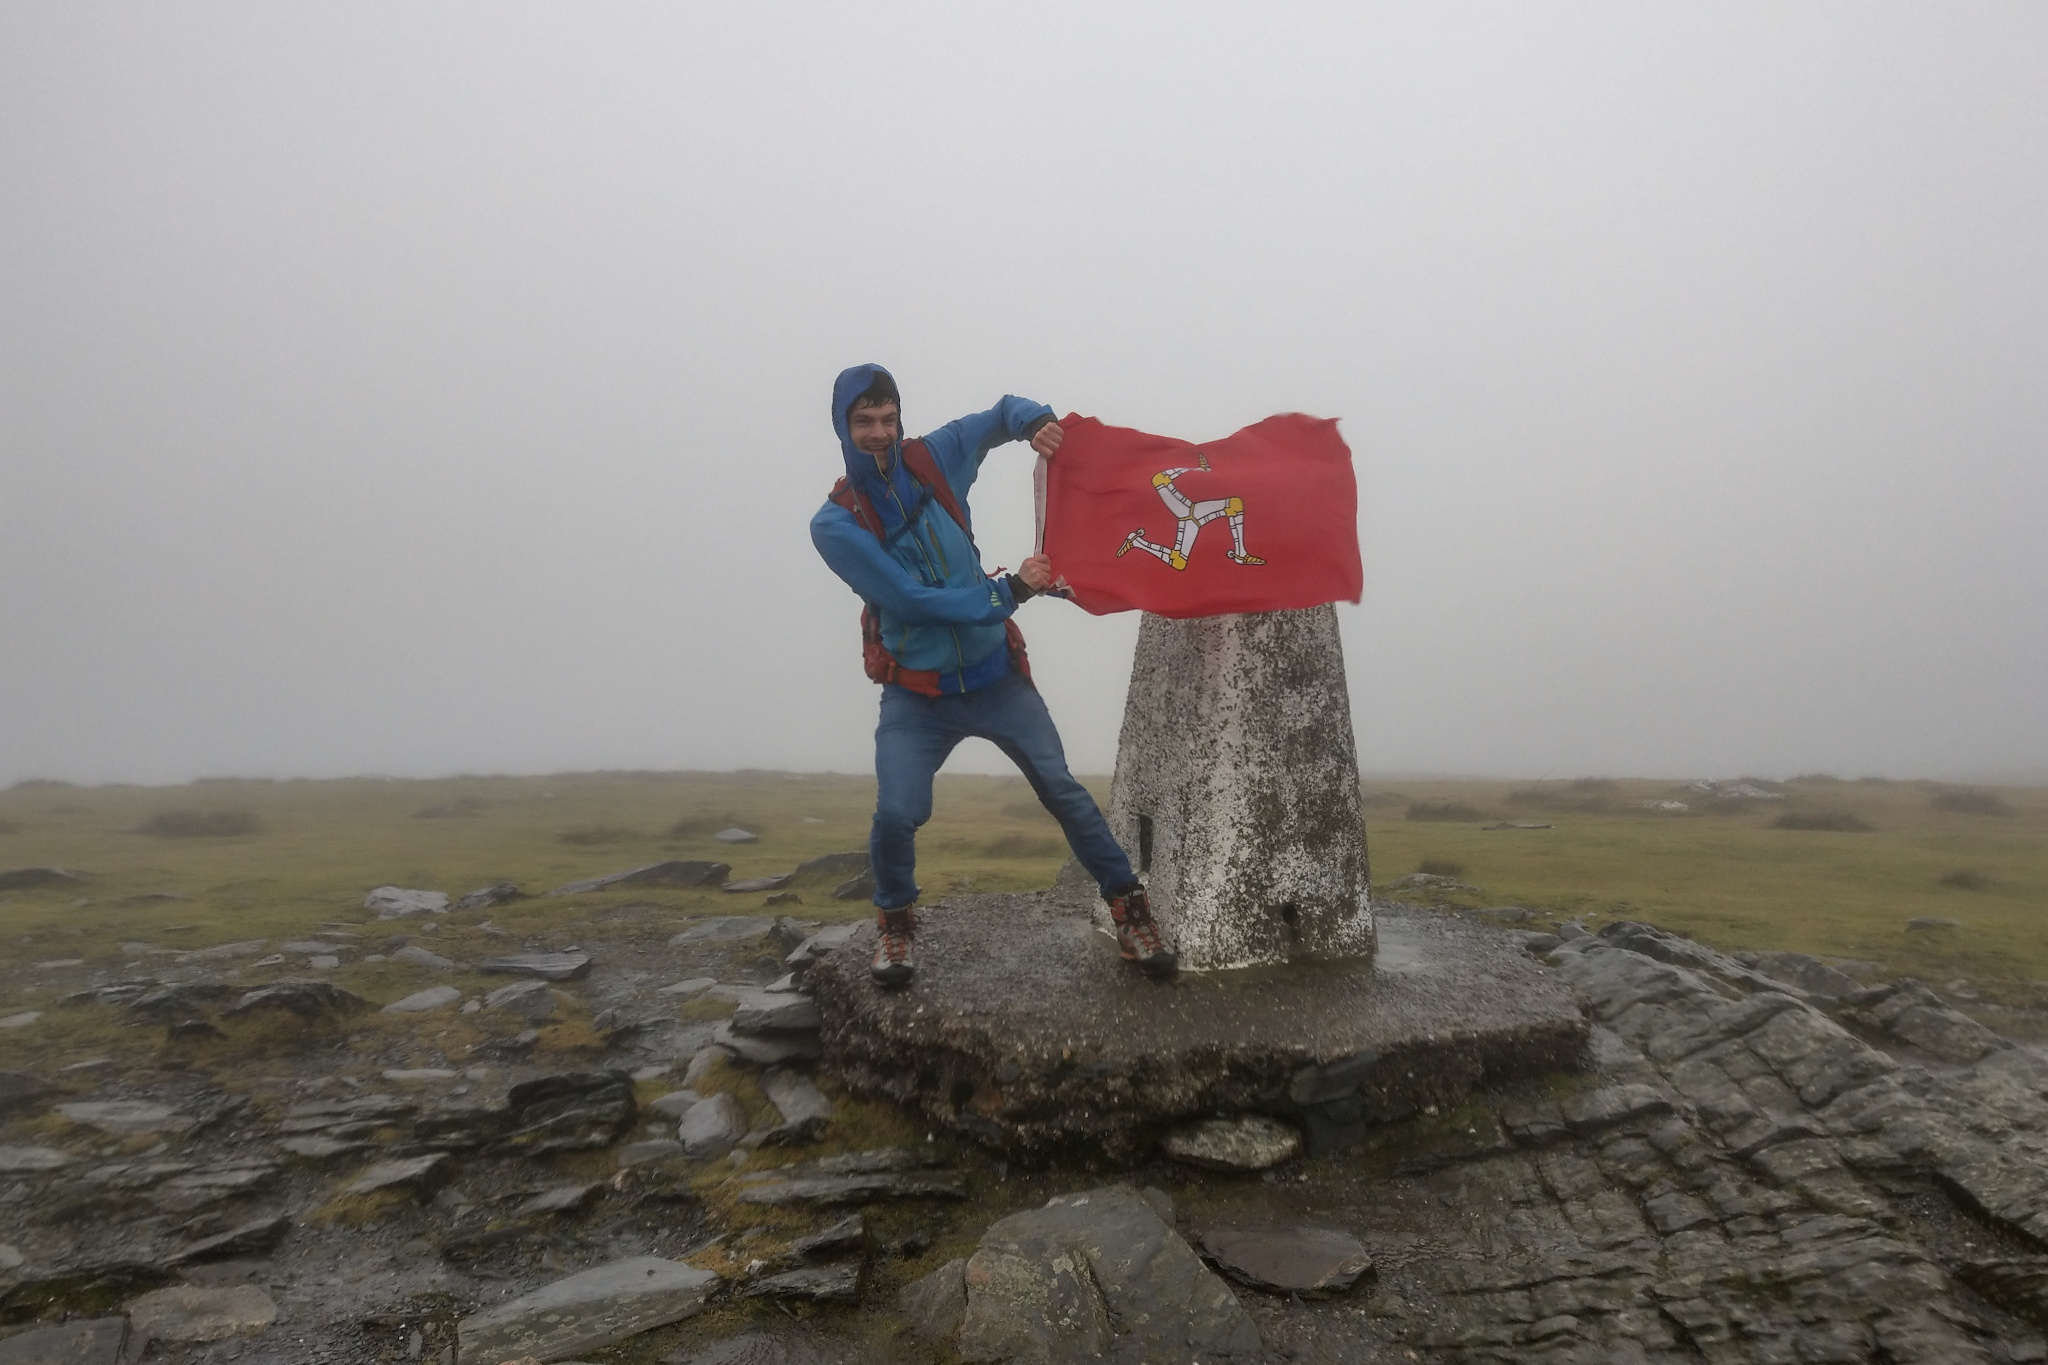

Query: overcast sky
[4,3,2044,787]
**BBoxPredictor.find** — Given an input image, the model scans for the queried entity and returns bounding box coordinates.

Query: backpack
[827,438,1033,697]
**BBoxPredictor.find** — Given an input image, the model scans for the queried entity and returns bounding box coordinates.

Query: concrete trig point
[811,601,1586,1165]
[1099,603,1377,970]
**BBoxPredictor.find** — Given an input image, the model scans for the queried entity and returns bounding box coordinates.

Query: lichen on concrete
[1103,605,1374,970]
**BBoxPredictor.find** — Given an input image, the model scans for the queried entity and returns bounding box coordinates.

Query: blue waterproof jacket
[810,364,1054,692]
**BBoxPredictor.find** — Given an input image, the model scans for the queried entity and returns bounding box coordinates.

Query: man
[810,363,1175,987]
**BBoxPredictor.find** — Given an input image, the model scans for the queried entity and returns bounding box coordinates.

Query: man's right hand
[1030,421,1064,460]
[1017,555,1054,591]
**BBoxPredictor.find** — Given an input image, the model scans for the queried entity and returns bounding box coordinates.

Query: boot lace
[877,909,916,966]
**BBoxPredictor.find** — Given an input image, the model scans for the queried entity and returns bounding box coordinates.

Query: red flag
[1037,412,1362,618]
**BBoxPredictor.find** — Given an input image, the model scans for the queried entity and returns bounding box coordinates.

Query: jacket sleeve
[919,395,1056,501]
[811,502,1019,627]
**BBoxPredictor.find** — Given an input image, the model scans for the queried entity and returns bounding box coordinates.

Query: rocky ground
[5,881,2048,1364]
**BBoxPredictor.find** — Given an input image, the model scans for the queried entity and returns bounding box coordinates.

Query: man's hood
[832,362,900,494]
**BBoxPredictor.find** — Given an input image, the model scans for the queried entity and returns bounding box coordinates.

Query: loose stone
[550,861,730,895]
[392,944,455,970]
[679,1093,748,1159]
[364,886,449,918]
[955,1184,1262,1362]
[485,979,560,1019]
[167,1214,292,1264]
[761,1069,834,1136]
[0,1318,128,1365]
[0,1145,73,1173]
[454,1256,719,1363]
[342,1153,452,1198]
[381,985,463,1014]
[55,1100,196,1135]
[224,980,370,1022]
[712,1021,822,1067]
[1198,1223,1374,1296]
[730,991,822,1036]
[454,880,524,910]
[481,951,593,981]
[739,1262,861,1302]
[724,874,794,894]
[125,1284,278,1344]
[1163,1115,1302,1171]
[668,916,782,947]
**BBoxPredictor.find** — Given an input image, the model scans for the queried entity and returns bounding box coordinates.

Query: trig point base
[808,896,1586,1164]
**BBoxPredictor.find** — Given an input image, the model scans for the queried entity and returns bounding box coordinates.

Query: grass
[1932,788,2016,817]
[1365,774,2048,999]
[1407,800,1485,823]
[0,769,2044,1011]
[132,809,264,838]
[1772,811,1875,833]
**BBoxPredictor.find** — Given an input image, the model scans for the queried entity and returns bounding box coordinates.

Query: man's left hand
[1017,555,1054,591]
[1031,421,1064,459]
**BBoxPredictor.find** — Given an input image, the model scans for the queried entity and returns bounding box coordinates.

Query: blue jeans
[870,671,1135,910]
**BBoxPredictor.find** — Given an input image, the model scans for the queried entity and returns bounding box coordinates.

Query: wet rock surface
[810,896,1587,1162]
[9,897,2048,1363]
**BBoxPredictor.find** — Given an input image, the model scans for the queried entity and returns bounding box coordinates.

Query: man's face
[848,400,900,457]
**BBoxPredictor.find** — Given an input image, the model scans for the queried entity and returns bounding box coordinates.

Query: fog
[4,4,2044,787]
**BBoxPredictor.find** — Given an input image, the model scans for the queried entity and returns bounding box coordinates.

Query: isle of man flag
[1036,412,1362,618]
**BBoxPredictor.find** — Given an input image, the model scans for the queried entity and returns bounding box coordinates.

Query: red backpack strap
[898,439,973,545]
[827,476,884,537]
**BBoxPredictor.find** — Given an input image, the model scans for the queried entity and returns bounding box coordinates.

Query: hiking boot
[1105,883,1176,978]
[871,907,917,988]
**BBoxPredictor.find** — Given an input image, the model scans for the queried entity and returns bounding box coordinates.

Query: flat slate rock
[784,925,859,970]
[457,1255,719,1363]
[669,916,781,947]
[364,886,449,918]
[55,1101,195,1135]
[342,1152,451,1198]
[714,828,759,843]
[731,992,821,1036]
[486,979,560,1019]
[0,1145,74,1173]
[494,1071,636,1154]
[739,1262,861,1302]
[761,1070,834,1131]
[381,985,463,1013]
[724,874,794,894]
[0,1073,60,1118]
[1163,1115,1302,1171]
[736,1170,967,1208]
[453,880,524,910]
[480,952,592,981]
[959,1184,1262,1362]
[794,851,869,879]
[713,1021,822,1067]
[679,1093,748,1159]
[0,1317,128,1364]
[1198,1224,1373,1297]
[551,861,730,895]
[619,1139,685,1167]
[168,1215,291,1265]
[518,1182,603,1216]
[392,944,455,970]
[223,980,370,1022]
[807,898,1587,1161]
[831,871,875,901]
[659,1331,833,1365]
[125,1284,277,1343]
[788,1214,868,1261]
